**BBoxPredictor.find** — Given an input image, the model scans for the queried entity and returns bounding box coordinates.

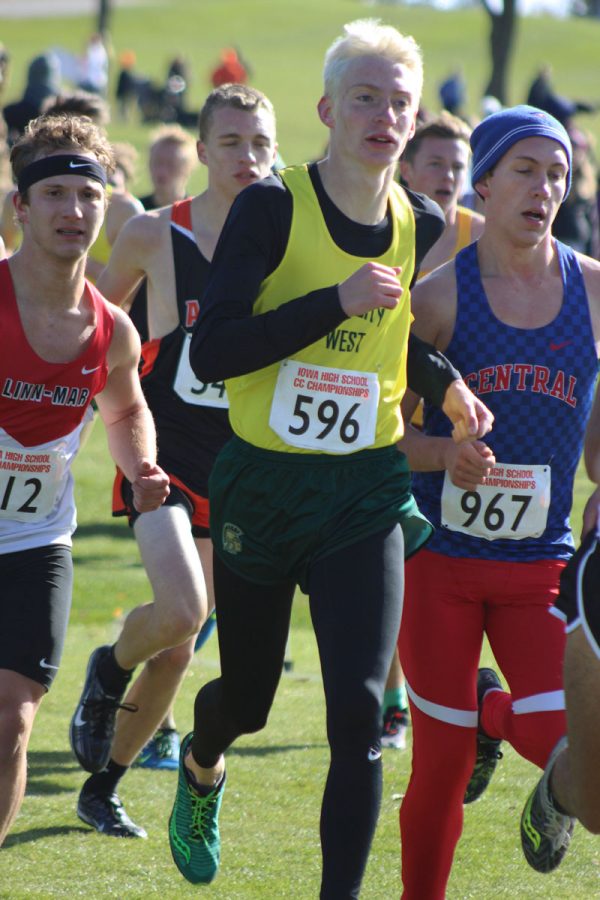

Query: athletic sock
[480,688,566,769]
[384,684,408,712]
[185,763,224,797]
[548,766,570,815]
[97,644,134,698]
[82,759,128,797]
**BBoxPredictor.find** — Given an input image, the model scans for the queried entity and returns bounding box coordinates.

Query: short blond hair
[148,124,197,167]
[403,111,472,164]
[198,83,275,143]
[324,19,423,100]
[112,141,139,184]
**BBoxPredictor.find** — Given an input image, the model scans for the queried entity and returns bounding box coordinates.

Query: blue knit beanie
[470,104,572,198]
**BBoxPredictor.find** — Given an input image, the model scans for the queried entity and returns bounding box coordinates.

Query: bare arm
[96,212,157,309]
[398,263,494,483]
[95,308,169,512]
[86,195,145,284]
[584,386,600,486]
[105,192,145,247]
[580,254,600,357]
[579,381,600,537]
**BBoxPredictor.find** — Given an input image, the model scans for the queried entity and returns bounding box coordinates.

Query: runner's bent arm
[399,262,494,482]
[584,386,600,486]
[96,212,156,308]
[105,192,145,246]
[581,386,600,536]
[95,308,169,512]
[190,175,347,382]
[190,169,460,406]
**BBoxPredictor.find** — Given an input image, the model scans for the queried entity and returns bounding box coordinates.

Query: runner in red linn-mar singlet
[0,112,168,847]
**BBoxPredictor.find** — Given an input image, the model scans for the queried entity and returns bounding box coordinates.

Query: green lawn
[0,418,598,899]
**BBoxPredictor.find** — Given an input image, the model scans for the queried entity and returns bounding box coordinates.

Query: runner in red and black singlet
[129,124,198,343]
[128,198,232,505]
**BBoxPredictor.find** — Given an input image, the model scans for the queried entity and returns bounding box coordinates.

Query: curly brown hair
[10,113,115,188]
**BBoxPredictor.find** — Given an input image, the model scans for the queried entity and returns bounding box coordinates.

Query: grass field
[0,423,599,898]
[2,1,600,897]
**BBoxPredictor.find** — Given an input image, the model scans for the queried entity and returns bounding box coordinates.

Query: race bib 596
[269,359,380,454]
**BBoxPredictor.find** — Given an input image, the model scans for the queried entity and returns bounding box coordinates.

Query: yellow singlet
[226,165,416,453]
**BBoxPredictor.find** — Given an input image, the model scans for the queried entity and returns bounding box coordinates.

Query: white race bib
[269,359,379,454]
[0,443,68,522]
[441,462,551,541]
[173,333,229,409]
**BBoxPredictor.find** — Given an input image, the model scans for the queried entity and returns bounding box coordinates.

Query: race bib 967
[441,463,551,541]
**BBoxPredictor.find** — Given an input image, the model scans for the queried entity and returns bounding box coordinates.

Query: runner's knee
[145,639,195,674]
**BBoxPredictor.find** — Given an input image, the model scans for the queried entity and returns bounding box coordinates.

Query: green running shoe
[521,737,575,873]
[464,668,504,804]
[168,732,226,884]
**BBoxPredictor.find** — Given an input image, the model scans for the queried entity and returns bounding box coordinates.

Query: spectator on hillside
[553,125,600,258]
[115,50,146,121]
[210,48,248,88]
[78,33,109,96]
[527,64,596,127]
[0,44,10,105]
[167,56,189,83]
[137,60,196,128]
[439,68,466,118]
[3,52,61,145]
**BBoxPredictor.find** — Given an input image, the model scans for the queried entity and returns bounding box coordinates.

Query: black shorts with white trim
[553,529,600,659]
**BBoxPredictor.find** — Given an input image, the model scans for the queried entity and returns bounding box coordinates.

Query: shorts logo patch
[222,522,243,555]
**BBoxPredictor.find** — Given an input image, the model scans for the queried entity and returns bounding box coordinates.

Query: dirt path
[0,0,143,18]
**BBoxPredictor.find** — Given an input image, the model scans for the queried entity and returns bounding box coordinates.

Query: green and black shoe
[168,732,225,884]
[521,737,575,873]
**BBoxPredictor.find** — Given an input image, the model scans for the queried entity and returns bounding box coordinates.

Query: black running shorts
[0,543,73,689]
[553,529,600,659]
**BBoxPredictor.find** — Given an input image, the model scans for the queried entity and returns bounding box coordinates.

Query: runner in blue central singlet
[397,105,600,898]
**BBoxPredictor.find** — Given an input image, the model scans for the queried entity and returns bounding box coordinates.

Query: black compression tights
[191,525,405,899]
